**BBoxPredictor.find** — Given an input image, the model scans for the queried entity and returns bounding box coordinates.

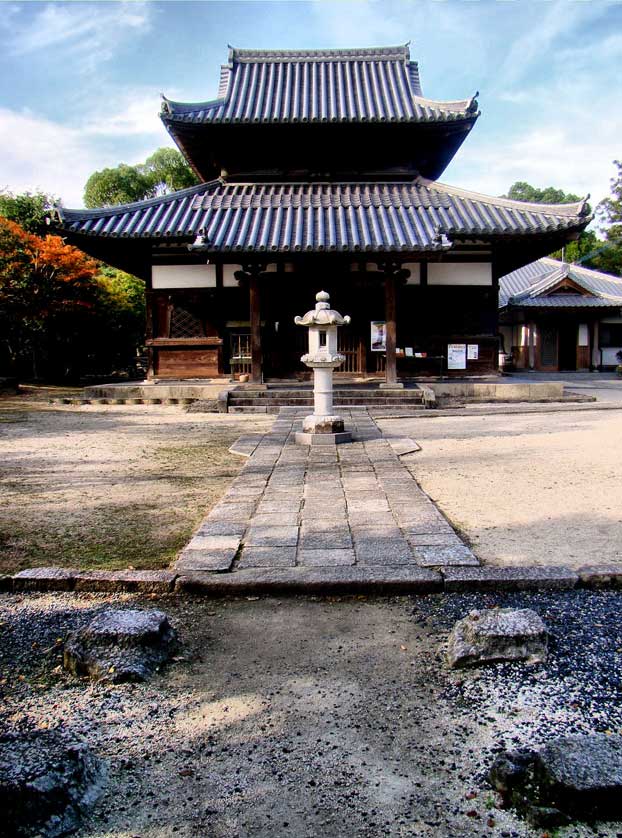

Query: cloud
[446,123,619,211]
[7,1,151,69]
[492,0,613,91]
[0,106,172,207]
[82,87,171,139]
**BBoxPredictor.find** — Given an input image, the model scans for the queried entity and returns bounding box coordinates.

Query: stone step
[229,398,425,407]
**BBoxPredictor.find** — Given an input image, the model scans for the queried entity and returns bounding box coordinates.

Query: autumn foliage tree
[0,217,144,380]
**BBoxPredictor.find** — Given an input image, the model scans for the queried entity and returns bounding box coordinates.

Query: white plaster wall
[152,264,217,288]
[428,263,492,286]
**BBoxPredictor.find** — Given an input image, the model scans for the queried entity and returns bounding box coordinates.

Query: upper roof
[500,257,622,308]
[55,178,589,254]
[160,44,479,125]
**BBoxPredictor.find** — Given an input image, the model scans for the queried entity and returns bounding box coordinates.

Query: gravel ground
[0,398,272,573]
[2,590,622,837]
[379,409,622,569]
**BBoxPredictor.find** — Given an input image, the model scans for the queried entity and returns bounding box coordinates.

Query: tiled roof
[500,257,622,308]
[56,179,590,254]
[161,45,479,125]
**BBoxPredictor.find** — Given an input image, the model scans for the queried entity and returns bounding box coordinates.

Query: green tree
[143,147,199,194]
[505,181,582,204]
[503,181,610,267]
[83,163,155,208]
[0,190,58,235]
[83,148,199,208]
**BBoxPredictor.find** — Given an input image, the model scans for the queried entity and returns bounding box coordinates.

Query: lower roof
[500,256,622,309]
[55,178,590,256]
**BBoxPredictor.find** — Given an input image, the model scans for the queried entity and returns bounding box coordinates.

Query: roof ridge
[418,177,590,218]
[228,45,411,63]
[541,256,622,286]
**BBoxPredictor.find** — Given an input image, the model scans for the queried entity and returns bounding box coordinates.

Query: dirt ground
[2,589,622,837]
[0,391,272,574]
[379,408,622,569]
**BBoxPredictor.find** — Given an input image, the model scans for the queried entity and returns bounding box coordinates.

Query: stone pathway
[174,410,478,589]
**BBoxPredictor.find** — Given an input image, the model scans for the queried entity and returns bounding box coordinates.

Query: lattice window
[170,306,204,338]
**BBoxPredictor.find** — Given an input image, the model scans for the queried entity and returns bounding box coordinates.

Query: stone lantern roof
[294,291,352,327]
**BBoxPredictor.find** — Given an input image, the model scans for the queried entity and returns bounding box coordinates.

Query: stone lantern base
[295,414,352,446]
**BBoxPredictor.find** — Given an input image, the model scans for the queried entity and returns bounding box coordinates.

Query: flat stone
[407,532,463,547]
[347,511,396,528]
[251,513,300,527]
[74,570,176,593]
[577,564,622,589]
[0,728,105,838]
[255,501,302,514]
[245,525,299,547]
[415,545,479,567]
[299,531,352,550]
[490,735,622,826]
[175,548,236,572]
[208,504,256,522]
[297,548,356,566]
[295,431,351,445]
[13,567,76,592]
[185,534,241,551]
[354,538,415,565]
[442,565,578,592]
[237,546,297,568]
[64,609,176,683]
[447,608,548,668]
[402,519,454,535]
[347,498,390,513]
[196,521,247,537]
[175,565,442,595]
[351,525,403,540]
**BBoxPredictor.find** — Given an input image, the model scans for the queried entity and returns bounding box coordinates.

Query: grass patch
[0,405,262,574]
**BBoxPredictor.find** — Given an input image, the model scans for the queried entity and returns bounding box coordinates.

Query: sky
[0,0,621,211]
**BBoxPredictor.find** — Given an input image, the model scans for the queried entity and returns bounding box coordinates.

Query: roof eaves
[419,177,591,220]
[55,180,218,225]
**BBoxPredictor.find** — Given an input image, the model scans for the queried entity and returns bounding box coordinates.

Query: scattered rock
[490,734,622,827]
[0,728,105,838]
[447,607,547,668]
[63,609,177,683]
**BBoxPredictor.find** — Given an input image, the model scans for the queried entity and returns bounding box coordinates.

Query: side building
[53,45,590,383]
[499,258,622,371]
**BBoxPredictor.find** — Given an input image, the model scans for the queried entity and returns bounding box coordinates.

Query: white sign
[447,343,467,370]
[370,321,386,352]
[467,344,479,360]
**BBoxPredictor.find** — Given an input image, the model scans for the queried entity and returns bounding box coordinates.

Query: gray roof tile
[500,257,622,308]
[56,180,590,254]
[161,45,479,125]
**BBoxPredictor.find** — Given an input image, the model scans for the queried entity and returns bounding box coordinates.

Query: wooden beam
[249,274,262,383]
[384,272,398,385]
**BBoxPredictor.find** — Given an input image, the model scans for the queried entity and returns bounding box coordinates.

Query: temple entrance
[260,270,381,379]
[558,323,578,371]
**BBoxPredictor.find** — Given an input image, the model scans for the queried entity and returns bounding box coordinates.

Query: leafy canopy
[83,147,199,208]
[0,190,58,235]
[505,181,581,205]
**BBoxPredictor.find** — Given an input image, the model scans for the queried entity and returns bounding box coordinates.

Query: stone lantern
[294,290,352,445]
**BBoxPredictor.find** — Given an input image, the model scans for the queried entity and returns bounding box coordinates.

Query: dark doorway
[558,322,577,371]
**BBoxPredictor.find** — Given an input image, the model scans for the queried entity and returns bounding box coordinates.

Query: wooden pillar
[249,273,262,384]
[145,291,155,379]
[384,272,398,385]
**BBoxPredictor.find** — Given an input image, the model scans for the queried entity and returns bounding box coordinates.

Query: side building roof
[160,45,479,125]
[55,179,590,255]
[500,257,622,308]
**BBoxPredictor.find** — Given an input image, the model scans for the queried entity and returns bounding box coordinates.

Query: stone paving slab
[171,409,479,587]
